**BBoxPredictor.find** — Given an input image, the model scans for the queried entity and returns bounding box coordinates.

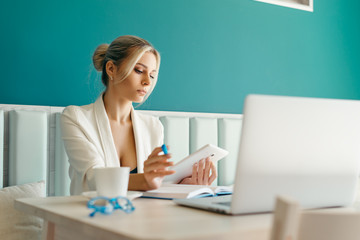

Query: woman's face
[111,52,157,103]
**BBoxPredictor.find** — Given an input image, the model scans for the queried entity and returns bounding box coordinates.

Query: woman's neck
[103,90,132,123]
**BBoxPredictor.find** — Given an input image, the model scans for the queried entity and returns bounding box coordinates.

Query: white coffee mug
[94,167,130,198]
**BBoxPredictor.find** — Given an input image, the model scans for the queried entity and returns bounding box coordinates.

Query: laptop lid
[231,94,360,214]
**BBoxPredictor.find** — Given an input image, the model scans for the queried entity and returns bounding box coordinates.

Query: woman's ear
[105,61,115,80]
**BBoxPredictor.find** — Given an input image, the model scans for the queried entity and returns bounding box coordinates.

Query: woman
[61,35,217,195]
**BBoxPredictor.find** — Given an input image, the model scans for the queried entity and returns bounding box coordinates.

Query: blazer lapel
[131,107,146,173]
[93,94,120,167]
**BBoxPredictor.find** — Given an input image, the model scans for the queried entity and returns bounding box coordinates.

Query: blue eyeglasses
[87,196,135,217]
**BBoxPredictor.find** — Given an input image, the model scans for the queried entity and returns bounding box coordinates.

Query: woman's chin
[132,98,144,104]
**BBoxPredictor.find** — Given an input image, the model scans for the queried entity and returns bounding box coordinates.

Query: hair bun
[92,44,109,71]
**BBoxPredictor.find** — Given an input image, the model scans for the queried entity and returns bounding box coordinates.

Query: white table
[15,196,273,240]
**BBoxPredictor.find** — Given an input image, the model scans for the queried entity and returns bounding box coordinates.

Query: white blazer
[61,94,164,195]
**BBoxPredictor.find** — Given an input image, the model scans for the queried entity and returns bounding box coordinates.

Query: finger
[145,160,174,172]
[144,154,172,167]
[208,161,217,185]
[191,163,198,184]
[144,154,172,166]
[146,169,176,178]
[198,159,205,185]
[148,147,166,159]
[178,176,191,184]
[204,157,211,185]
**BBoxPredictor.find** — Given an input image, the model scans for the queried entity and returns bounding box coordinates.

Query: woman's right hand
[143,146,175,190]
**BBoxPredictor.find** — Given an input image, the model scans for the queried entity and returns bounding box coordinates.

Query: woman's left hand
[178,157,217,185]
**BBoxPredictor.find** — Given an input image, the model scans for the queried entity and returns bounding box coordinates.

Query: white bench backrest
[0,104,242,196]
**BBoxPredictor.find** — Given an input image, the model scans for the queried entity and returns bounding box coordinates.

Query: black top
[130,167,138,174]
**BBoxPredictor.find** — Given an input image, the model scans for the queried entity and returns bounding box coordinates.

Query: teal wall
[1,0,359,113]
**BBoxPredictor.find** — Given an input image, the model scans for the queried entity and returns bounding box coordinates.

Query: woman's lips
[137,90,147,96]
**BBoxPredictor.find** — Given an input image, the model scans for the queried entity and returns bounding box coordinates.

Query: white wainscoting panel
[160,116,190,165]
[8,110,48,187]
[190,118,218,152]
[54,113,70,196]
[218,118,243,186]
[190,117,218,185]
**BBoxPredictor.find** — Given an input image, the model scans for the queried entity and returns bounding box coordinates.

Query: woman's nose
[142,75,151,85]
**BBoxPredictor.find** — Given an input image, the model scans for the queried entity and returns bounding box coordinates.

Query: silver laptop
[174,94,360,215]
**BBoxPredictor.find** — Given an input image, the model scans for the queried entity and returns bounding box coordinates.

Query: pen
[161,144,168,155]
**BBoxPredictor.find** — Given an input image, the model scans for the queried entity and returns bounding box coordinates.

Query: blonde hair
[92,35,161,102]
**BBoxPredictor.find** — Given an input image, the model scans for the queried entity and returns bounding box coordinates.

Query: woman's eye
[135,69,143,74]
[150,75,155,79]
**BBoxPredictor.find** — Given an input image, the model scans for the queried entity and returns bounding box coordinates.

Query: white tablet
[163,144,229,184]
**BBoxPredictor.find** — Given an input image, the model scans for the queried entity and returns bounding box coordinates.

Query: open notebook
[141,183,233,200]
